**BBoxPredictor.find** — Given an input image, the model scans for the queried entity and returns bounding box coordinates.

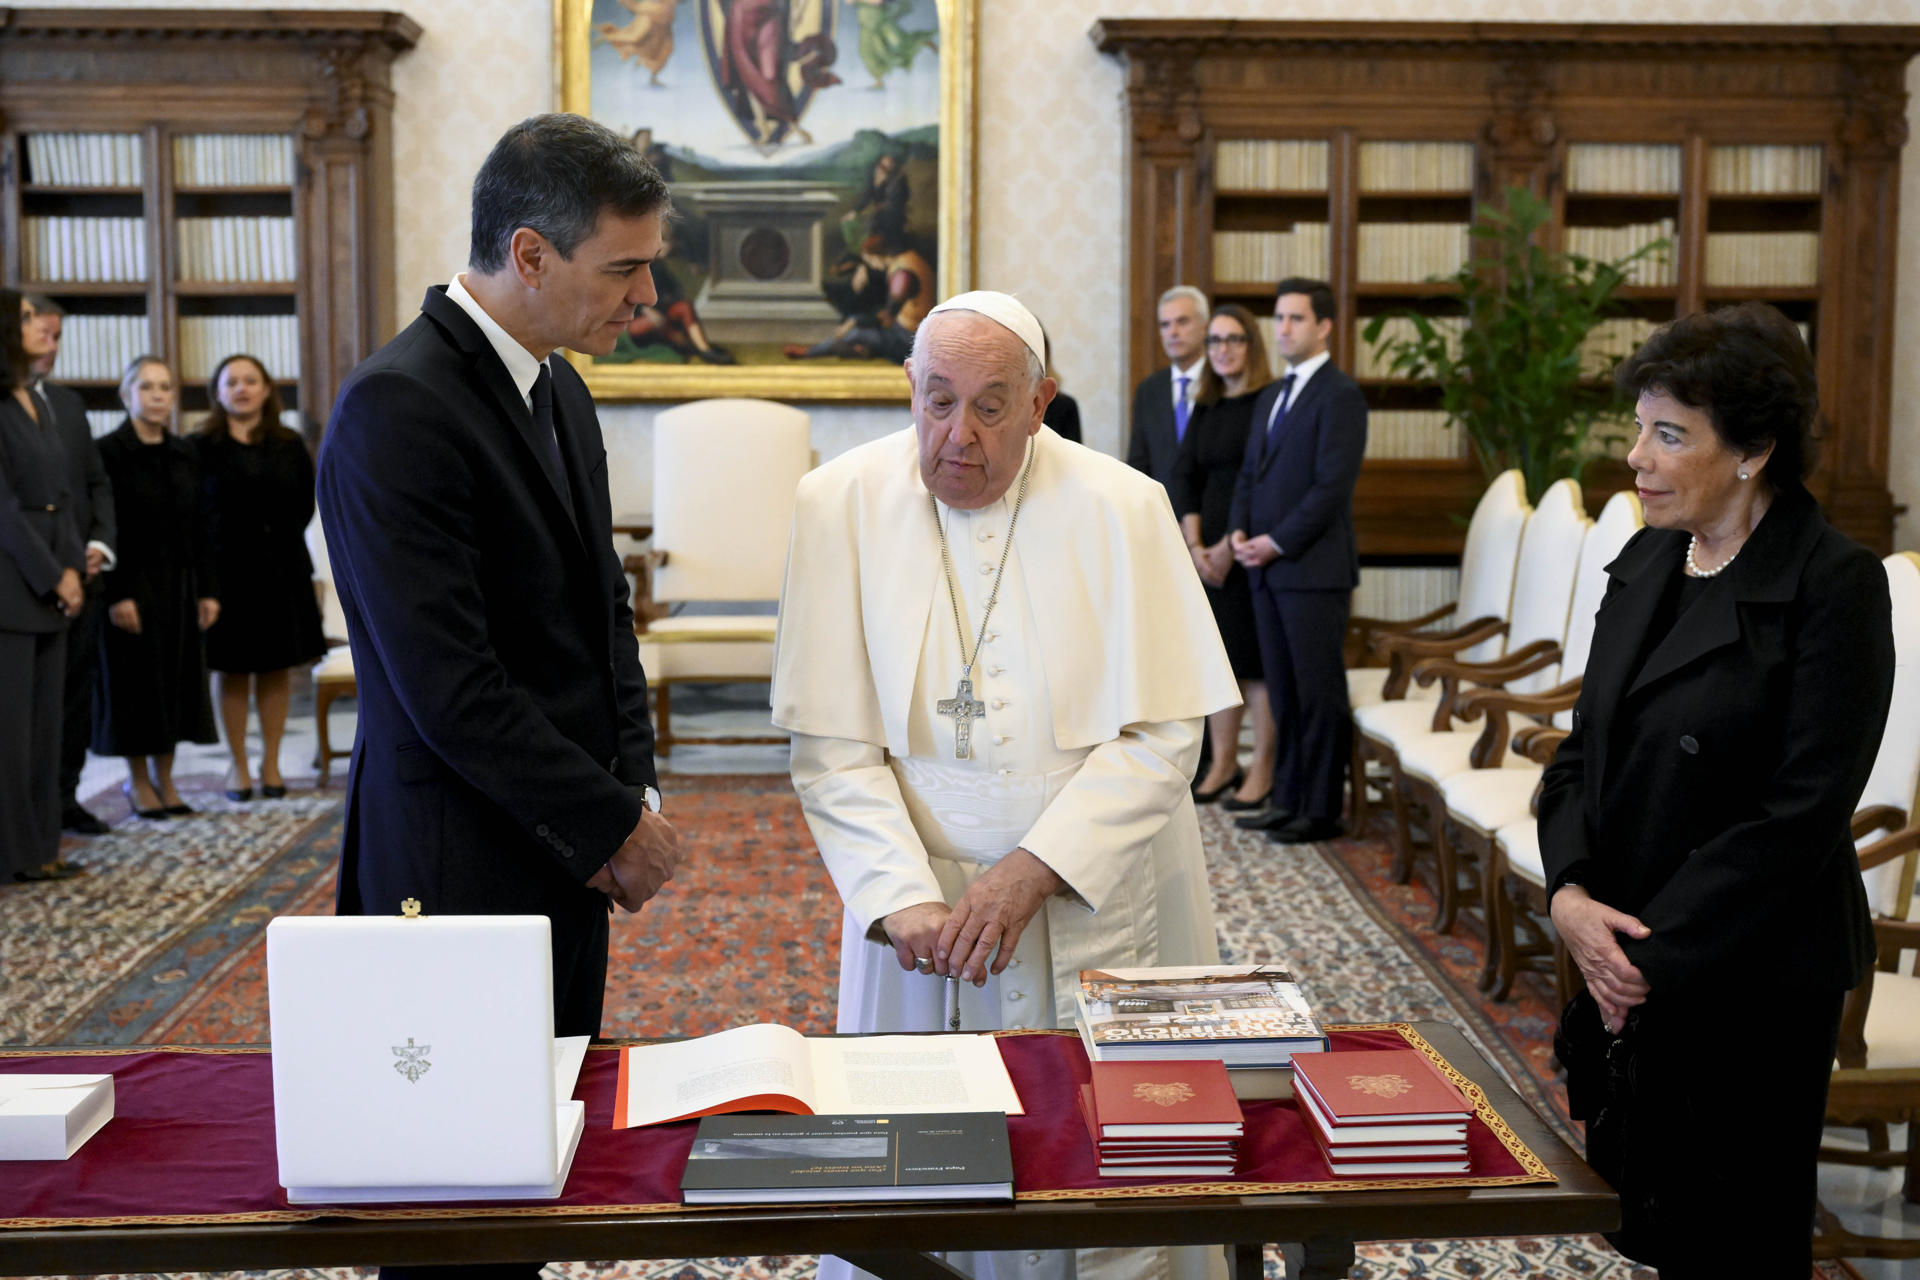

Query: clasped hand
[1549,885,1652,1032]
[586,809,681,913]
[1229,530,1280,568]
[881,848,1065,985]
[1190,539,1232,588]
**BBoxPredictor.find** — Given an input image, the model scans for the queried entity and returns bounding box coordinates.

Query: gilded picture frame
[554,0,975,401]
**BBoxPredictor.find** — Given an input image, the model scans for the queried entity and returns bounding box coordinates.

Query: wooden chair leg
[1386,756,1417,885]
[314,685,335,787]
[654,681,673,757]
[1425,787,1460,935]
[1349,733,1369,828]
[1476,837,1506,993]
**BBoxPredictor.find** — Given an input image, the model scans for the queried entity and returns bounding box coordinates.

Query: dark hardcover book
[680,1112,1013,1205]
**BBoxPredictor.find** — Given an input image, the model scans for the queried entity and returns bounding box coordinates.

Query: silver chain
[930,440,1035,681]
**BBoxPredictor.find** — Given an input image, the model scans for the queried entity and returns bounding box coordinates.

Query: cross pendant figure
[936,676,987,759]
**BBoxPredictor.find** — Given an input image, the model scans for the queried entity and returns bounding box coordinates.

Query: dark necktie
[530,364,575,521]
[1174,372,1192,442]
[1265,372,1299,446]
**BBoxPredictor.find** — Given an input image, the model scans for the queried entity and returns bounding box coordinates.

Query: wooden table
[0,1024,1614,1280]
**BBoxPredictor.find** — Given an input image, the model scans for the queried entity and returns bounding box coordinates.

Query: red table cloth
[0,1024,1551,1228]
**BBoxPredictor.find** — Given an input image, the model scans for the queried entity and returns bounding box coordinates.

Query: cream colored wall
[49,0,1920,551]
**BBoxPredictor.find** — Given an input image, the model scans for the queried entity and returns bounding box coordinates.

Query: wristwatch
[642,785,663,814]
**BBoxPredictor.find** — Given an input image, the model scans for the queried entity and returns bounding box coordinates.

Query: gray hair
[1157,284,1209,322]
[469,114,671,274]
[909,310,1047,391]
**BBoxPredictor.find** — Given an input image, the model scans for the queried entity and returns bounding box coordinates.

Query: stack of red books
[1289,1048,1474,1177]
[1078,1059,1243,1178]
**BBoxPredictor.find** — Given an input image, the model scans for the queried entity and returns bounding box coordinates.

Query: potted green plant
[1360,185,1667,502]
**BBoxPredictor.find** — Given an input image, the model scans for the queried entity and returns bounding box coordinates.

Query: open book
[613,1024,1025,1129]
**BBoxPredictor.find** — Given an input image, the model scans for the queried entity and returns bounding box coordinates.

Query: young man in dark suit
[25,297,118,834]
[1227,278,1368,843]
[317,115,681,1055]
[1126,284,1209,491]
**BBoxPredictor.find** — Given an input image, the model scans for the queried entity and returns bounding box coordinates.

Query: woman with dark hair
[94,356,220,818]
[191,353,325,801]
[1540,302,1894,1276]
[0,289,85,879]
[1170,302,1274,807]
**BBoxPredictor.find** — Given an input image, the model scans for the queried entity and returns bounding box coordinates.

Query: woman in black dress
[0,289,85,880]
[191,354,324,800]
[94,357,220,817]
[1172,304,1274,807]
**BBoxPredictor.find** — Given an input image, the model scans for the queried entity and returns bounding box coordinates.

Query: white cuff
[87,540,116,572]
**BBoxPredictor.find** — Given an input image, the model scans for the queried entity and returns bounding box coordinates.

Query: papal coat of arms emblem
[392,1037,432,1084]
[1133,1081,1196,1108]
[1347,1072,1413,1099]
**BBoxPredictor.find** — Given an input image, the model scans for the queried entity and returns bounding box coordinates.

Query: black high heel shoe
[1192,767,1245,805]
[163,802,197,816]
[122,782,172,820]
[260,784,288,799]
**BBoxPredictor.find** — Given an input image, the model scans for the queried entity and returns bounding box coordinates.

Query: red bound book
[1303,1114,1469,1176]
[1288,1049,1471,1125]
[1087,1060,1244,1138]
[1295,1073,1467,1146]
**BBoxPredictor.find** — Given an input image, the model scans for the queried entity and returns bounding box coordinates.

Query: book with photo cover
[1075,966,1327,1066]
[679,1112,1013,1205]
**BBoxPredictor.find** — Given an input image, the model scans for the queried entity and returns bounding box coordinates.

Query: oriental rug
[2,775,1850,1279]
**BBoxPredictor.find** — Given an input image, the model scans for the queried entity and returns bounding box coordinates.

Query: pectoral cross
[937,677,986,759]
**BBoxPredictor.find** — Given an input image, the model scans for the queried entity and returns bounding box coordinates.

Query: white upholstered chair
[305,512,355,786]
[1348,470,1531,825]
[1819,552,1920,1253]
[1357,478,1588,929]
[639,398,811,754]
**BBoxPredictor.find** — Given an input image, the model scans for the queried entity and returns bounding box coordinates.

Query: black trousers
[1249,581,1350,820]
[0,628,67,878]
[58,581,104,806]
[1565,983,1844,1277]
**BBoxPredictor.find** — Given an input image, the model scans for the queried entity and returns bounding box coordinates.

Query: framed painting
[554,0,975,401]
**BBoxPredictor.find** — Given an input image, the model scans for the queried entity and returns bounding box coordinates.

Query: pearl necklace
[1686,534,1739,578]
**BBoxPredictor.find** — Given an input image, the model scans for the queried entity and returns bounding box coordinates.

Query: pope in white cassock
[772,291,1239,1280]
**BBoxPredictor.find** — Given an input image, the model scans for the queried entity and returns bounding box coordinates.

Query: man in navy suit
[317,115,682,1053]
[1228,278,1367,843]
[1126,284,1209,491]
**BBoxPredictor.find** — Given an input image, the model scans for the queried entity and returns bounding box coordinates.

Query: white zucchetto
[925,290,1046,368]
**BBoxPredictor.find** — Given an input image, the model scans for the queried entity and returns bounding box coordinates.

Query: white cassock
[773,425,1239,1280]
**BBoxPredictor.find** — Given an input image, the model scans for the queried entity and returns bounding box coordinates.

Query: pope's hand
[881,901,952,973]
[937,848,1065,985]
[586,809,680,913]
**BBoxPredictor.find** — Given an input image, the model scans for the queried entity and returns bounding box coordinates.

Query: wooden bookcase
[0,8,419,434]
[1093,20,1920,557]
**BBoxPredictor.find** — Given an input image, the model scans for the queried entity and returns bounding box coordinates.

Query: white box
[0,1074,114,1160]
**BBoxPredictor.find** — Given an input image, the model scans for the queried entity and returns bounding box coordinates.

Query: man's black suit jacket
[316,287,660,931]
[1538,487,1892,997]
[1227,364,1368,591]
[41,381,115,556]
[1126,366,1181,490]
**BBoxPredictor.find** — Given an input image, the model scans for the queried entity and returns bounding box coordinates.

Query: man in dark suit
[1126,284,1209,491]
[317,115,682,1058]
[24,297,118,835]
[1228,278,1367,843]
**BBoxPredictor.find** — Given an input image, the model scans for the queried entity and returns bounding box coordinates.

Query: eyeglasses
[1203,333,1249,348]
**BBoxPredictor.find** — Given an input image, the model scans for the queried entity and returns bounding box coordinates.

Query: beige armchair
[638,398,811,755]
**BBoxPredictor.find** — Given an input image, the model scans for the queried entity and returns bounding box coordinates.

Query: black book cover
[680,1112,1014,1204]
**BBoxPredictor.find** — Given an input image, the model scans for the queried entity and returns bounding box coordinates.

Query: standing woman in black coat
[192,354,325,801]
[94,357,221,818]
[0,289,86,880]
[1539,303,1895,1277]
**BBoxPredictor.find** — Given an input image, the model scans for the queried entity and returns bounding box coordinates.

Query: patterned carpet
[4,773,1853,1279]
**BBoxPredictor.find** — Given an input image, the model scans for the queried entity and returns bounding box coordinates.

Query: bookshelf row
[1366,411,1465,461]
[1210,140,1826,199]
[1580,318,1664,378]
[1355,223,1470,284]
[54,314,151,383]
[173,134,296,188]
[178,314,300,383]
[1563,220,1676,285]
[19,131,293,190]
[1704,231,1820,287]
[1350,316,1465,380]
[22,217,147,283]
[1213,226,1329,284]
[177,217,298,283]
[1355,565,1461,627]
